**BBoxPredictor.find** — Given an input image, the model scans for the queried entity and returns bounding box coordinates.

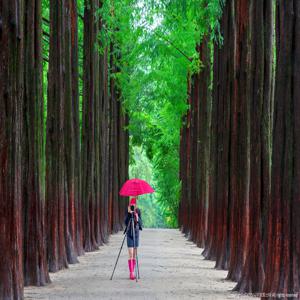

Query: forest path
[25,229,257,300]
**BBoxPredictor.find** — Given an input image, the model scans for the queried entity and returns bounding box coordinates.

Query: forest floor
[24,229,258,300]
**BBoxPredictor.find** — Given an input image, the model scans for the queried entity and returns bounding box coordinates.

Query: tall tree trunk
[185,36,211,248]
[234,0,273,292]
[47,0,77,272]
[71,0,84,256]
[100,47,110,243]
[93,11,104,245]
[63,0,79,264]
[94,47,102,246]
[179,75,192,236]
[118,110,129,227]
[202,42,218,261]
[226,0,251,279]
[82,0,100,251]
[190,66,200,244]
[0,1,24,298]
[263,0,300,296]
[189,66,199,243]
[213,0,233,271]
[22,0,50,286]
[110,42,121,233]
[178,117,186,230]
[195,36,211,248]
[108,56,113,233]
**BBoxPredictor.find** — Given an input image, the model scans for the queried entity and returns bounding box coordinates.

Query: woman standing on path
[125,197,143,280]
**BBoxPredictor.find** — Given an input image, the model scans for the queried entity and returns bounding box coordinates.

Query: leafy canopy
[100,0,223,227]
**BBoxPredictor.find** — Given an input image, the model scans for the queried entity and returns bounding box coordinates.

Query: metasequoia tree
[110,41,128,233]
[46,0,79,271]
[117,109,129,228]
[189,56,200,243]
[201,41,219,261]
[263,0,300,296]
[22,0,50,286]
[63,0,81,262]
[82,0,101,251]
[227,0,251,279]
[0,1,24,298]
[201,0,235,271]
[94,37,103,247]
[46,0,68,272]
[70,0,84,256]
[99,46,111,243]
[234,0,273,292]
[183,37,211,249]
[195,37,211,248]
[179,75,192,236]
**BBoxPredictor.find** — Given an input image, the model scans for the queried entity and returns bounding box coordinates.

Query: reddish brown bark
[202,42,218,261]
[213,0,233,271]
[94,50,102,246]
[110,42,122,233]
[118,110,129,227]
[179,0,274,291]
[46,0,79,271]
[112,91,129,231]
[100,47,110,243]
[63,0,79,264]
[0,1,24,299]
[185,36,211,248]
[189,65,199,243]
[70,0,84,256]
[263,1,300,297]
[234,0,273,293]
[227,0,251,279]
[82,0,100,252]
[22,0,50,286]
[196,37,211,248]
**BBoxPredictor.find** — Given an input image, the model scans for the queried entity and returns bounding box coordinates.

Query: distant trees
[179,0,300,297]
[0,0,129,298]
[179,37,211,249]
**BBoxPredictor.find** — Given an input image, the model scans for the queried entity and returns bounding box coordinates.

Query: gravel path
[24,229,258,300]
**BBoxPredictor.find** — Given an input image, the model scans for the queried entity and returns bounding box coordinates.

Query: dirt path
[25,229,258,300]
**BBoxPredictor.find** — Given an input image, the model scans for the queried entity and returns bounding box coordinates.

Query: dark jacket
[124,207,143,232]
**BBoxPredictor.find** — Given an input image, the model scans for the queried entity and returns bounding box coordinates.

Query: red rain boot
[128,259,135,280]
[128,259,132,279]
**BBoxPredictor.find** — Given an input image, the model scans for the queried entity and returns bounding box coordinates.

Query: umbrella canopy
[119,178,155,197]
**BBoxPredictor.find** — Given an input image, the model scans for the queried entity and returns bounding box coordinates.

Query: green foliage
[100,0,223,228]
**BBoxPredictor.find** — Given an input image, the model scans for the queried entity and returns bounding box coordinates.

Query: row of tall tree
[0,0,128,299]
[179,0,300,297]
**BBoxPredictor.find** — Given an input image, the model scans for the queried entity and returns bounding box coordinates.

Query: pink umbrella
[119,178,155,196]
